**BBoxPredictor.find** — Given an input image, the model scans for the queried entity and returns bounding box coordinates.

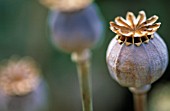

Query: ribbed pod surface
[49,4,104,52]
[106,33,168,87]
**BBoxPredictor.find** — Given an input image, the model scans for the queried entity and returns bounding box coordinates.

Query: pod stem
[129,85,151,111]
[133,93,147,111]
[71,49,93,111]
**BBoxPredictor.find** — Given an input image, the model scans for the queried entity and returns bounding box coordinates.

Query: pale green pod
[106,33,168,87]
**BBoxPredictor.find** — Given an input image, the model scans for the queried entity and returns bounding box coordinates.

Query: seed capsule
[106,11,168,87]
[0,57,48,111]
[0,90,8,111]
[40,0,93,12]
[48,3,104,53]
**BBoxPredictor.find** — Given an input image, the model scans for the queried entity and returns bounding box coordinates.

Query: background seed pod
[49,3,105,53]
[0,57,49,111]
[106,33,168,87]
[0,90,8,111]
[40,0,93,12]
[0,79,48,111]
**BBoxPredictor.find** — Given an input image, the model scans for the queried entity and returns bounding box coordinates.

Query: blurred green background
[0,0,170,111]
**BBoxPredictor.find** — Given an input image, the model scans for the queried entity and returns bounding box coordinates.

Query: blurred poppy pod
[0,57,48,111]
[106,11,168,87]
[40,0,93,12]
[0,90,8,111]
[48,3,104,53]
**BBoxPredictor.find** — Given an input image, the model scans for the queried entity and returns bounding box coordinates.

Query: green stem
[72,49,93,111]
[129,85,151,111]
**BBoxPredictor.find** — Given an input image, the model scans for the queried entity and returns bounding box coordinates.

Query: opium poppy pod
[40,0,93,12]
[106,11,168,87]
[49,3,104,53]
[6,80,48,111]
[0,57,48,111]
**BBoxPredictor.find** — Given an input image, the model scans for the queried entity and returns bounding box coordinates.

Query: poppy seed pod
[40,0,93,12]
[48,3,104,53]
[0,57,48,111]
[0,90,8,111]
[106,11,168,87]
[6,80,48,111]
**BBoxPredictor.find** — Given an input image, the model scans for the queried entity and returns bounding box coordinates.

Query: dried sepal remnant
[110,11,161,46]
[40,0,93,12]
[116,35,154,46]
[0,57,40,96]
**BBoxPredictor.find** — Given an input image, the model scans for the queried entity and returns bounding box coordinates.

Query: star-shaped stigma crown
[110,11,161,46]
[0,57,40,96]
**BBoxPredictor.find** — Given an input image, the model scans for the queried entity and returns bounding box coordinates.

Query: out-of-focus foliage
[0,0,169,111]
